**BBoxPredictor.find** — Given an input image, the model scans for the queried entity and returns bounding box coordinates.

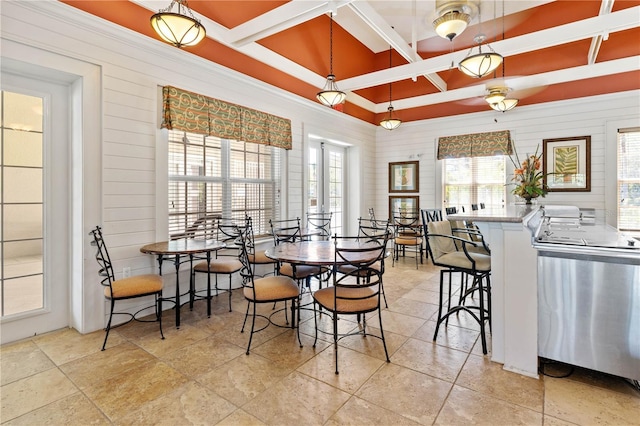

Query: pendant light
[317,12,346,107]
[379,47,401,130]
[151,0,206,48]
[458,34,503,78]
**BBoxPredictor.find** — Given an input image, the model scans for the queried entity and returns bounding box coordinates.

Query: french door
[0,74,70,344]
[308,140,345,235]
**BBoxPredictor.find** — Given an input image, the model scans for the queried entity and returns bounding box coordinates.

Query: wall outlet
[123,267,131,278]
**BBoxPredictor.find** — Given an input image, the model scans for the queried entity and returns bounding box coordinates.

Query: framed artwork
[389,161,419,193]
[543,136,591,192]
[389,196,419,219]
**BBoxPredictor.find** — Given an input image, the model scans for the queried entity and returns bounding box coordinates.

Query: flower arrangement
[509,145,547,204]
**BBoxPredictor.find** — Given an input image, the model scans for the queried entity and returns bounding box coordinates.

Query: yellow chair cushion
[395,236,422,245]
[436,251,491,272]
[279,263,324,279]
[313,286,378,313]
[194,258,242,273]
[105,274,163,299]
[243,276,299,302]
[249,250,277,265]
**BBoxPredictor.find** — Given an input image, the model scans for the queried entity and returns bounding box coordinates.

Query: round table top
[140,239,226,255]
[264,240,384,266]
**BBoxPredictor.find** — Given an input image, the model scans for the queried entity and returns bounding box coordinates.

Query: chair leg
[241,301,251,333]
[312,301,319,348]
[477,275,488,355]
[433,270,446,342]
[246,302,257,355]
[333,313,339,375]
[102,298,116,351]
[157,293,165,340]
[378,306,390,363]
[227,274,233,312]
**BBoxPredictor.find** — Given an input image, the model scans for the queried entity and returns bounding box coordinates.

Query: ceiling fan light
[433,11,470,41]
[485,90,507,104]
[380,106,402,130]
[490,98,519,112]
[151,1,206,47]
[317,74,346,107]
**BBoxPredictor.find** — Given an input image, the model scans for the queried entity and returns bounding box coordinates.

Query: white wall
[2,1,638,336]
[1,1,376,334]
[375,91,640,217]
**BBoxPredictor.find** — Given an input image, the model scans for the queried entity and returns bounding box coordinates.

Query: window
[618,127,640,232]
[168,130,281,238]
[443,156,505,210]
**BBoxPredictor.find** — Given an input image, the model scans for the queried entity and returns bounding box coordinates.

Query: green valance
[437,130,513,159]
[162,86,292,150]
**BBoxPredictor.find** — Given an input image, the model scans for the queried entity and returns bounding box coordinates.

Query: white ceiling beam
[348,0,447,92]
[588,0,615,64]
[226,0,353,47]
[341,6,640,91]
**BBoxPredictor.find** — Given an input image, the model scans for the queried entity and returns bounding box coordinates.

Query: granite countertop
[448,204,540,223]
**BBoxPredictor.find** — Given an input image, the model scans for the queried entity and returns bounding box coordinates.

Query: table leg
[189,254,195,310]
[206,251,212,318]
[174,254,181,328]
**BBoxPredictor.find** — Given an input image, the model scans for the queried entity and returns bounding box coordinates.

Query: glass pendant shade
[490,98,519,111]
[459,50,503,78]
[151,1,206,47]
[433,11,471,41]
[485,89,506,104]
[380,106,402,130]
[317,74,346,107]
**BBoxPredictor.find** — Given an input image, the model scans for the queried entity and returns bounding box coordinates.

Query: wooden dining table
[140,238,226,328]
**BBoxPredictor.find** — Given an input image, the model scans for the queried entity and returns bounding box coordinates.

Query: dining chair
[391,210,423,269]
[90,226,164,351]
[270,218,328,290]
[306,211,333,240]
[236,223,301,355]
[244,215,278,277]
[312,234,391,374]
[422,219,492,354]
[192,218,242,313]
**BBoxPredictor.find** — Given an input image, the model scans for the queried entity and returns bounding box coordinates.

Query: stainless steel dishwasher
[532,206,640,382]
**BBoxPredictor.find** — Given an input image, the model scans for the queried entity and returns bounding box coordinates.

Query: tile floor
[1,257,639,425]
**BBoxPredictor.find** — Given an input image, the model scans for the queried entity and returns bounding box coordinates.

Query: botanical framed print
[543,136,591,192]
[389,161,419,193]
[389,196,419,219]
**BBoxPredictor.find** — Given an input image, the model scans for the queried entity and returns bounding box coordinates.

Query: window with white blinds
[443,155,506,210]
[618,127,640,232]
[168,130,280,238]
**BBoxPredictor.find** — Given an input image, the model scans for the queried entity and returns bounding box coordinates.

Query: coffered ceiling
[61,0,640,125]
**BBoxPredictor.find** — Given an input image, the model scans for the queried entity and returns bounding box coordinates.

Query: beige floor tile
[540,362,639,397]
[402,287,442,305]
[456,354,544,412]
[544,376,640,425]
[1,368,79,422]
[543,415,579,426]
[33,327,122,365]
[0,340,55,386]
[326,396,422,426]
[132,322,210,357]
[114,381,236,425]
[252,329,330,369]
[297,345,385,393]
[413,319,481,353]
[160,335,245,378]
[387,297,439,320]
[3,392,109,425]
[435,385,543,425]
[377,310,426,337]
[60,341,155,389]
[83,360,188,421]
[338,325,408,361]
[355,363,452,425]
[197,352,292,406]
[217,409,267,425]
[298,313,359,343]
[391,338,469,383]
[242,371,351,425]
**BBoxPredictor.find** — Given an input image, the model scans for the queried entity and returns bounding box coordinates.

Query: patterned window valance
[161,86,292,150]
[437,130,513,159]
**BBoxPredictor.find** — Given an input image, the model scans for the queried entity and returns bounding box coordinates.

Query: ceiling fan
[459,77,549,111]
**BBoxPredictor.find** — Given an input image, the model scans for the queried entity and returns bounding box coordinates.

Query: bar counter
[449,204,541,378]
